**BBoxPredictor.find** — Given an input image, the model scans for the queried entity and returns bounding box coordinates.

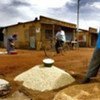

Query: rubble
[0,79,11,96]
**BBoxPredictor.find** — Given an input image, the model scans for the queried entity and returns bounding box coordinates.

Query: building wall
[5,22,39,49]
[77,28,98,47]
[77,31,87,47]
[86,32,91,47]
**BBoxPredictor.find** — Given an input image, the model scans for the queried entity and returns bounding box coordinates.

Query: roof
[3,16,97,32]
[40,16,76,29]
[5,18,39,28]
[5,16,76,29]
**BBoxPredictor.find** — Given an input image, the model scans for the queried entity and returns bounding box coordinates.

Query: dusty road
[0,48,100,100]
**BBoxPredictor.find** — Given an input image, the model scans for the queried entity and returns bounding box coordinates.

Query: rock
[53,92,77,100]
[0,79,11,96]
[93,86,100,92]
[74,90,90,99]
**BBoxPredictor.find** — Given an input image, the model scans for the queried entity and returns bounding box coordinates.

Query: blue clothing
[96,32,100,48]
[85,31,100,79]
[85,48,100,78]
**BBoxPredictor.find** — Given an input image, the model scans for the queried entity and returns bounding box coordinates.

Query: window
[45,30,53,40]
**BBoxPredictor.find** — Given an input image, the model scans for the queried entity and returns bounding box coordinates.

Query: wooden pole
[76,0,80,48]
[77,0,80,33]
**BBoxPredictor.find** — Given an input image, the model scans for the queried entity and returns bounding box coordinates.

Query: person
[55,27,66,54]
[6,33,17,54]
[81,31,100,83]
[71,37,78,50]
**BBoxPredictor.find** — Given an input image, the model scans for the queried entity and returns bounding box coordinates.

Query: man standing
[55,27,66,54]
[81,31,100,83]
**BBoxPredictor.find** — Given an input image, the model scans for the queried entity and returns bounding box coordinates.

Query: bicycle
[41,40,73,58]
[41,40,56,58]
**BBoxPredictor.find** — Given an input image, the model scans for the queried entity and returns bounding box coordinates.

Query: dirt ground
[0,48,100,100]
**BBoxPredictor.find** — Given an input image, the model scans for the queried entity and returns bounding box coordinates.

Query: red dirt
[0,48,100,100]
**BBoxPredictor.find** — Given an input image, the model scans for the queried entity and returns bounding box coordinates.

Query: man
[6,34,17,54]
[81,31,100,83]
[55,27,66,54]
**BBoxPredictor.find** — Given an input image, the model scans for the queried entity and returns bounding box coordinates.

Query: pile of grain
[0,52,7,54]
[14,65,75,92]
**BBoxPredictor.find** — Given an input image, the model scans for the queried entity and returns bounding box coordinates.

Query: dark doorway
[91,33,98,47]
[0,28,4,47]
[0,28,4,41]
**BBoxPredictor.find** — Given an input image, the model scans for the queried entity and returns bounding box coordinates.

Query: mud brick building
[77,27,98,47]
[1,16,98,50]
[88,27,98,47]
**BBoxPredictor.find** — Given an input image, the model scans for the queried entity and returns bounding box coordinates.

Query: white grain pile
[14,65,75,92]
[0,52,7,54]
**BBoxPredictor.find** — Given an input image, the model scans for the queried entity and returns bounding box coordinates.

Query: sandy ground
[0,48,100,100]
